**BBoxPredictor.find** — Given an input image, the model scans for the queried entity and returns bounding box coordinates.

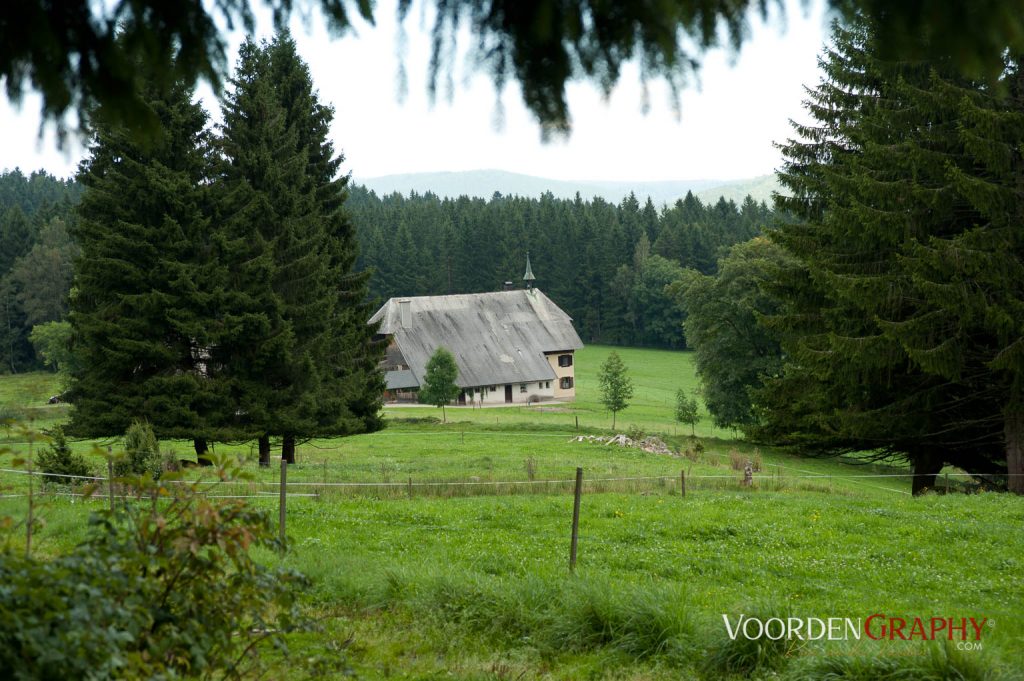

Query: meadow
[1,346,1021,679]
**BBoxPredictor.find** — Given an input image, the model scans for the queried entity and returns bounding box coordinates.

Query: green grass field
[1,347,1021,679]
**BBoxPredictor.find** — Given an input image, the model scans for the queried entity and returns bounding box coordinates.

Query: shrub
[626,424,645,441]
[113,419,161,478]
[35,427,92,486]
[159,448,181,474]
[729,449,746,471]
[0,453,313,679]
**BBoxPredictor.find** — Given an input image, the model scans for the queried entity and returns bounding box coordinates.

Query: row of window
[468,378,574,394]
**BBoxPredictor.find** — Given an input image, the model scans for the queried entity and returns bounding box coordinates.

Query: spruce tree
[217,33,383,464]
[766,19,1018,492]
[68,73,228,456]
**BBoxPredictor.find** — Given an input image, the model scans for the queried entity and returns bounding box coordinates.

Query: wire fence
[0,464,1006,502]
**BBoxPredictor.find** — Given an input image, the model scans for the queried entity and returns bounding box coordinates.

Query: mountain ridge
[354,169,780,206]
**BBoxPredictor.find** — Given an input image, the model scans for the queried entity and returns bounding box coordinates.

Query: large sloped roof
[368,289,583,388]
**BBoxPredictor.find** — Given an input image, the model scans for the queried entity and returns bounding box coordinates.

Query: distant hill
[355,169,780,206]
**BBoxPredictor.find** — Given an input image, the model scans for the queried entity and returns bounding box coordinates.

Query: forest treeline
[0,170,81,373]
[0,172,773,372]
[349,187,774,347]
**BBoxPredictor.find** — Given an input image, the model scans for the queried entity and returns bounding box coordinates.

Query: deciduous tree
[419,347,460,422]
[598,351,634,430]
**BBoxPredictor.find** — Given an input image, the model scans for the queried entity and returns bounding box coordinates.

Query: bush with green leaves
[0,454,313,679]
[35,427,92,486]
[113,419,161,478]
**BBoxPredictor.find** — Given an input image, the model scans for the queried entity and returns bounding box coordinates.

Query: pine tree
[767,19,1018,492]
[217,33,383,464]
[68,73,228,455]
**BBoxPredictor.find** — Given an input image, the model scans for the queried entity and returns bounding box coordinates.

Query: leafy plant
[113,419,161,478]
[35,427,92,486]
[598,351,634,429]
[419,347,460,423]
[674,389,700,436]
[0,446,314,679]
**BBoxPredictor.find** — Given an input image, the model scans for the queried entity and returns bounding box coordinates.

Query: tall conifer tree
[766,20,1021,492]
[68,73,228,454]
[217,34,383,464]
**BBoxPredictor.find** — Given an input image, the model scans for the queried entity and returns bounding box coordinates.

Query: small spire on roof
[523,251,536,289]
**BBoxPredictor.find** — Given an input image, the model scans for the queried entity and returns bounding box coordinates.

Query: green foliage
[28,320,72,376]
[350,186,772,346]
[0,173,82,375]
[419,348,460,422]
[35,427,92,484]
[597,350,634,428]
[68,72,228,442]
[215,33,384,450]
[0,460,311,679]
[8,218,77,327]
[674,389,700,435]
[673,237,791,431]
[113,419,161,478]
[8,1,1024,142]
[766,19,1023,491]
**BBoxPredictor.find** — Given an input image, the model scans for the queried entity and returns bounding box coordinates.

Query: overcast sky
[0,0,830,183]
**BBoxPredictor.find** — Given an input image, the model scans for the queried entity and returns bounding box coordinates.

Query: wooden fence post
[408,476,413,499]
[107,451,114,513]
[575,415,579,431]
[279,456,287,551]
[680,469,686,497]
[569,467,583,573]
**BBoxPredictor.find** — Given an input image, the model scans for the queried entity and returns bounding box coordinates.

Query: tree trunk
[910,450,943,496]
[441,405,446,423]
[1006,406,1024,495]
[282,435,296,465]
[194,438,212,467]
[258,434,270,468]
[612,410,616,430]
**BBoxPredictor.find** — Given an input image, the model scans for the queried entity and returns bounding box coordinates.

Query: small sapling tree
[420,347,460,423]
[675,389,700,436]
[598,351,634,430]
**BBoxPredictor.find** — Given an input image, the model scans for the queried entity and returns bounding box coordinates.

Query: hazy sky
[0,0,830,183]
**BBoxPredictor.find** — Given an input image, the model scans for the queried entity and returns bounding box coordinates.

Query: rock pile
[569,434,675,455]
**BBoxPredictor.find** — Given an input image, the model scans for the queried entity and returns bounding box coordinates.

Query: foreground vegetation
[3,346,1021,678]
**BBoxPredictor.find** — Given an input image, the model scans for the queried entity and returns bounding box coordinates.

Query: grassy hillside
[1,347,1020,679]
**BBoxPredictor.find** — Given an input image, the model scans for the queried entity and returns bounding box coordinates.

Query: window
[560,377,574,390]
[558,354,573,367]
[520,384,527,393]
[545,381,551,389]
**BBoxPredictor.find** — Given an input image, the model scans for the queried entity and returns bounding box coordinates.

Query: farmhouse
[369,285,584,405]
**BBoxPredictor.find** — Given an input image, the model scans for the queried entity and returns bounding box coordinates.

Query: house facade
[368,288,584,405]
